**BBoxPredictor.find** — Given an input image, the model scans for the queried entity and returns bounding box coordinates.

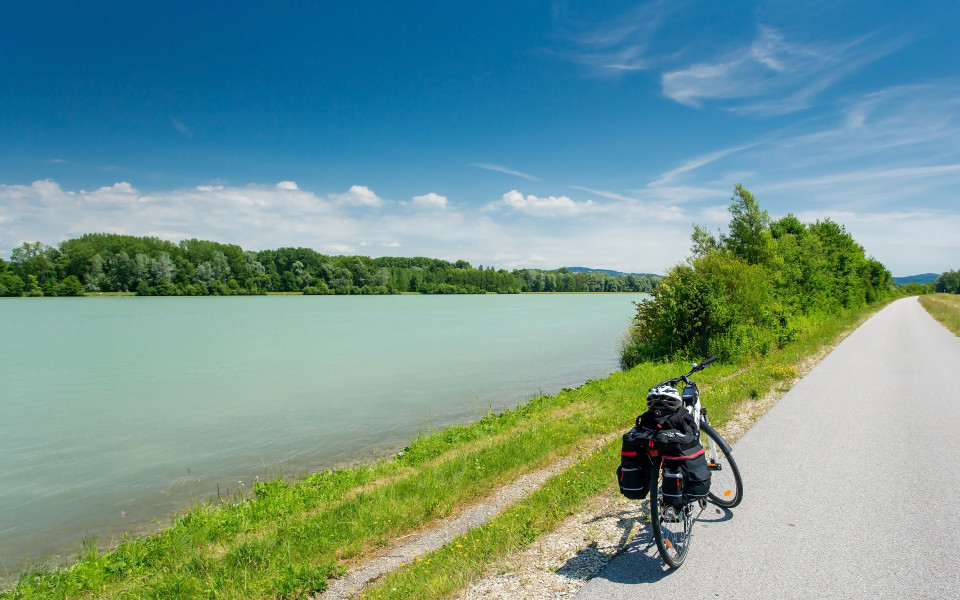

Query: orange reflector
[665,540,673,549]
[723,490,732,497]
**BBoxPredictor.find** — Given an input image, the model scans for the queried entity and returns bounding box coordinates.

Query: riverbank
[1,299,891,600]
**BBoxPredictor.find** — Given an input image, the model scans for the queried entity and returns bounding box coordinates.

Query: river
[0,293,645,572]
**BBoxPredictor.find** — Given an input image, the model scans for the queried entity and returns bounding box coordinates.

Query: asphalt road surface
[576,297,960,599]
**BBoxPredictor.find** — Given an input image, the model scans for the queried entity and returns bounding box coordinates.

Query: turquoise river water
[0,293,646,573]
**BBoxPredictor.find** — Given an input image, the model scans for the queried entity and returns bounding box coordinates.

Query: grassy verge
[918,293,960,336]
[1,301,890,600]
[357,299,891,600]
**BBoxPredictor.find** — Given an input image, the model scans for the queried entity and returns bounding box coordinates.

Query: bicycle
[646,357,743,567]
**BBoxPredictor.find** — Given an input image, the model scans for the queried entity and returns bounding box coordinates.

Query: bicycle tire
[699,422,743,508]
[649,462,693,568]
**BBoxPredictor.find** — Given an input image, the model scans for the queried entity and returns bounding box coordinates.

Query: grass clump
[919,293,960,337]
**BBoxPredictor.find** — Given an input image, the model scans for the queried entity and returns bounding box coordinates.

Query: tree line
[890,271,960,295]
[620,184,897,367]
[0,233,660,297]
[932,270,960,294]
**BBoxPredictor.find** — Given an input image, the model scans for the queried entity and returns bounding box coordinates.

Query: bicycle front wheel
[649,463,693,568]
[699,422,743,508]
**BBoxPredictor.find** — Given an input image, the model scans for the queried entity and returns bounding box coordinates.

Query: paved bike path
[575,297,960,599]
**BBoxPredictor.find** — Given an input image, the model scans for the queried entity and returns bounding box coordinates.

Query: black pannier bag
[660,463,684,506]
[660,445,712,505]
[616,427,655,499]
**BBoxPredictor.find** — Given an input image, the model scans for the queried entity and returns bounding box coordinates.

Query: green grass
[1,301,890,600]
[919,293,960,337]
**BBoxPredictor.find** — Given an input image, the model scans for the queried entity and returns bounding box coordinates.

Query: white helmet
[646,385,682,412]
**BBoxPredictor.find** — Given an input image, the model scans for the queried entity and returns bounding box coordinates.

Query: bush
[620,185,894,368]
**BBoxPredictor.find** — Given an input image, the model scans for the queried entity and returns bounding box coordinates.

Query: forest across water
[0,234,660,297]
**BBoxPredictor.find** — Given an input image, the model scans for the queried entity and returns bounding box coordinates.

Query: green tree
[25,274,43,296]
[149,252,176,285]
[84,254,106,291]
[10,241,57,286]
[0,272,25,296]
[935,270,960,293]
[721,184,777,266]
[61,275,84,296]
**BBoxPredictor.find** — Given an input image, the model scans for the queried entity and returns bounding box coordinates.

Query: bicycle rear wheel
[649,463,693,568]
[699,422,743,508]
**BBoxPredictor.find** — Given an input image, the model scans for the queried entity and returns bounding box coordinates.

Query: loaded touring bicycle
[617,357,743,567]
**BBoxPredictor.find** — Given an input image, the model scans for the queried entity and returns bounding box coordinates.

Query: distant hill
[893,273,940,285]
[564,266,662,278]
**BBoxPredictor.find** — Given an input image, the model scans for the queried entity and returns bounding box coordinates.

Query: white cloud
[490,189,597,217]
[276,181,299,191]
[329,185,384,207]
[411,192,448,209]
[0,178,701,274]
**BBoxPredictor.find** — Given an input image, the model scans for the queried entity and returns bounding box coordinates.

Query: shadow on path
[578,503,735,587]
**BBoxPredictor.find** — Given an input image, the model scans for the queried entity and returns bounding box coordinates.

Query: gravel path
[317,453,588,599]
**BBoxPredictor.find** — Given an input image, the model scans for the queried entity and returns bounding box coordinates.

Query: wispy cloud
[553,0,683,73]
[761,164,960,192]
[171,117,193,138]
[469,163,539,181]
[649,143,756,186]
[662,27,906,114]
[569,186,637,203]
[769,82,960,168]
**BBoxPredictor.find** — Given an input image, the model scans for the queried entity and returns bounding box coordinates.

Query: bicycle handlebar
[649,356,719,390]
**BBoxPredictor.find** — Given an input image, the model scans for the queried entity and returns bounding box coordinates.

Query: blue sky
[2,1,958,275]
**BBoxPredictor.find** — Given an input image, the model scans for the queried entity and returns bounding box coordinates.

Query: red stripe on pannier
[621,451,638,456]
[662,448,705,460]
